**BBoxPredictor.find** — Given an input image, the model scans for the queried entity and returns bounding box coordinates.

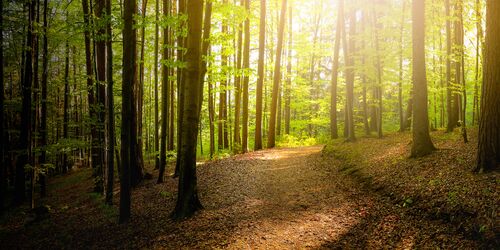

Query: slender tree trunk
[105,0,114,205]
[153,0,160,170]
[284,2,292,136]
[411,0,435,157]
[82,0,97,176]
[63,39,70,173]
[445,0,456,132]
[398,1,406,132]
[16,0,36,204]
[472,0,482,126]
[476,0,499,172]
[330,0,344,140]
[372,5,383,139]
[0,0,4,210]
[344,7,356,142]
[172,0,204,220]
[233,0,243,151]
[39,0,49,197]
[208,53,215,158]
[267,0,287,148]
[174,0,186,177]
[120,0,137,223]
[241,0,250,152]
[158,0,171,183]
[254,0,266,150]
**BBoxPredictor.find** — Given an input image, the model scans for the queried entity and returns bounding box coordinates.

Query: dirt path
[1,145,478,249]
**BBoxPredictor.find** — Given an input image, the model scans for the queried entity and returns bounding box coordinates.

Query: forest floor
[0,130,498,249]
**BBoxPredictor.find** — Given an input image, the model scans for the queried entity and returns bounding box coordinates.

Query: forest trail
[0,143,486,249]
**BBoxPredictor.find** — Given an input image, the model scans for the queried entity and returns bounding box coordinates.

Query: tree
[0,0,4,211]
[330,0,344,140]
[39,0,49,198]
[254,0,266,150]
[104,0,114,205]
[172,0,204,220]
[284,1,292,135]
[16,0,36,204]
[476,0,499,172]
[241,0,250,152]
[120,0,137,223]
[158,0,171,184]
[154,0,160,171]
[267,0,287,148]
[410,0,435,157]
[344,7,355,142]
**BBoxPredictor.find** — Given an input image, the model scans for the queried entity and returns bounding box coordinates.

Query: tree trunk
[16,0,36,205]
[0,0,4,210]
[330,0,344,140]
[153,0,160,170]
[254,0,266,150]
[267,0,287,148]
[104,0,114,205]
[284,2,292,136]
[344,8,356,142]
[158,0,171,184]
[120,0,137,223]
[63,39,70,173]
[398,1,406,132]
[445,0,457,132]
[410,0,435,157]
[233,0,243,152]
[172,0,204,220]
[241,0,250,153]
[476,0,500,172]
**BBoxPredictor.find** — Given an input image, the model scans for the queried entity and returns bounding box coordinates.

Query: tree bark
[105,0,114,205]
[254,0,266,150]
[330,0,344,140]
[172,0,204,220]
[158,0,171,184]
[476,0,500,172]
[241,0,250,153]
[120,0,137,223]
[410,0,435,157]
[267,0,287,148]
[16,0,36,205]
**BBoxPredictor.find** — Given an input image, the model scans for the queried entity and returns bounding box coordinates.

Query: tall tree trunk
[95,0,107,192]
[16,0,36,204]
[445,0,457,132]
[39,0,49,198]
[172,0,204,220]
[284,2,292,136]
[344,7,356,142]
[267,0,287,148]
[154,0,160,170]
[254,0,266,150]
[158,0,171,183]
[63,38,70,173]
[372,4,383,139]
[82,0,97,177]
[233,0,243,152]
[0,0,4,210]
[175,0,186,178]
[136,0,148,183]
[330,0,344,140]
[398,1,406,132]
[208,53,215,158]
[105,0,114,205]
[241,0,250,153]
[472,0,482,126]
[120,0,137,223]
[410,0,435,157]
[476,0,500,172]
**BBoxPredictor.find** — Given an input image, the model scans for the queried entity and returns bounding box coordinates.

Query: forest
[0,0,499,248]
